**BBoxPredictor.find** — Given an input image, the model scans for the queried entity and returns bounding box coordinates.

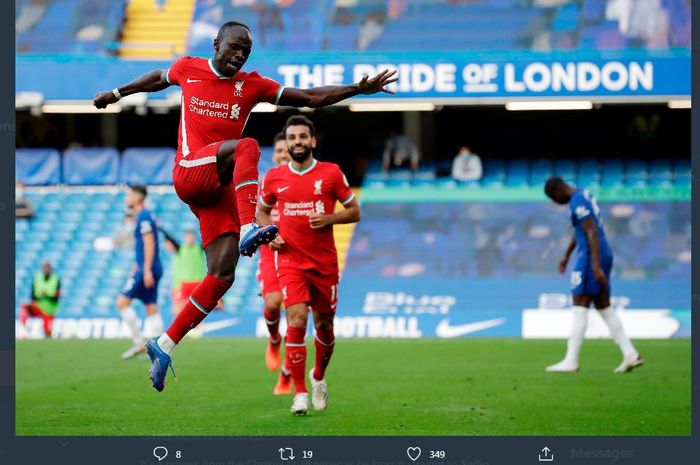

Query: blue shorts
[121,269,162,305]
[571,252,613,297]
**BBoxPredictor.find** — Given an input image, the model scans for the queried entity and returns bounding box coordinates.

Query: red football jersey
[166,56,283,161]
[259,160,355,275]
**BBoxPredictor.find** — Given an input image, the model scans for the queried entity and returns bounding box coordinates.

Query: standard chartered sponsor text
[189,96,231,118]
[283,201,317,216]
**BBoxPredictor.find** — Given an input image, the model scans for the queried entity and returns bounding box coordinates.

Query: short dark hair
[544,176,566,198]
[273,132,286,144]
[284,115,315,137]
[216,21,251,42]
[129,184,148,198]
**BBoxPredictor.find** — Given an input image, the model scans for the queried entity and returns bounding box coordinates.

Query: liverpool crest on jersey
[234,80,244,97]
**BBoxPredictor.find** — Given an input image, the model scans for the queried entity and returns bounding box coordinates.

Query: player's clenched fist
[268,234,285,251]
[93,91,119,109]
[309,213,332,229]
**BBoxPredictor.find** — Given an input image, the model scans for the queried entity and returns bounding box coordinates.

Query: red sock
[233,138,261,226]
[43,315,54,337]
[166,274,232,343]
[264,308,281,341]
[313,327,335,381]
[285,326,307,394]
[20,305,30,327]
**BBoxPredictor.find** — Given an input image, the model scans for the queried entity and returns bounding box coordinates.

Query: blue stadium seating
[16,0,126,54]
[362,156,690,191]
[16,187,265,319]
[16,149,62,185]
[63,148,120,185]
[184,0,689,54]
[120,148,176,185]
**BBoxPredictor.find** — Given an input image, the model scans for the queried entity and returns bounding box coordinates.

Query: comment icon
[153,446,168,462]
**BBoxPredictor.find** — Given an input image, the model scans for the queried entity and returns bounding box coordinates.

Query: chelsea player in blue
[117,185,165,360]
[544,177,642,373]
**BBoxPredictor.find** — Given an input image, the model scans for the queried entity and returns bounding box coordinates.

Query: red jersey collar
[288,158,317,175]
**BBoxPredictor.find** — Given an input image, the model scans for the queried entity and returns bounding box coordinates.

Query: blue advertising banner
[16,49,689,101]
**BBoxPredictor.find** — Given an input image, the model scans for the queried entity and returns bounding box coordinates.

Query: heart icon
[407,446,421,462]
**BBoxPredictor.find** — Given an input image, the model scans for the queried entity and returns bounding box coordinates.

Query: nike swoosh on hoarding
[435,318,507,338]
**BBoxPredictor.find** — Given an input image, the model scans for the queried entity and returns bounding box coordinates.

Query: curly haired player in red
[93,21,396,392]
[258,115,361,415]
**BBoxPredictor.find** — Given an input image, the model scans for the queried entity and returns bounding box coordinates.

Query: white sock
[119,307,144,345]
[143,313,164,338]
[564,306,588,364]
[598,306,638,359]
[240,223,254,238]
[157,333,176,356]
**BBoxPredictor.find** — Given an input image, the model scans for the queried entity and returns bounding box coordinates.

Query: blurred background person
[382,130,420,172]
[451,146,483,181]
[15,182,35,219]
[20,261,60,339]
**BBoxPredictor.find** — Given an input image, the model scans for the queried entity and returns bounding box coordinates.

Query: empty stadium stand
[15,146,691,332]
[14,0,692,56]
[15,188,264,321]
[15,0,127,54]
[362,157,691,190]
[186,0,692,55]
[14,145,280,321]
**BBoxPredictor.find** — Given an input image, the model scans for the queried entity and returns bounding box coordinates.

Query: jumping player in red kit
[93,21,397,392]
[258,115,361,415]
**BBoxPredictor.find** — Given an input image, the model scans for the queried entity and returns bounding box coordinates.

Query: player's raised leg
[285,302,309,414]
[216,138,278,256]
[147,234,237,391]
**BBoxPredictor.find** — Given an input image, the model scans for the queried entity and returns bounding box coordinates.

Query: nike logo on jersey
[186,78,202,83]
[277,186,290,193]
[435,318,507,338]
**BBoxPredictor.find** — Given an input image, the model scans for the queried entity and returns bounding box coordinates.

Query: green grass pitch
[16,338,690,436]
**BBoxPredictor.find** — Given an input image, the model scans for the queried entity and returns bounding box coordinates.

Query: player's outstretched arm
[278,70,398,108]
[93,69,171,109]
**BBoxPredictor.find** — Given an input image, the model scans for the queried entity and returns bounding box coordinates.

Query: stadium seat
[624,159,649,187]
[600,159,624,187]
[16,149,62,185]
[120,148,176,185]
[529,159,554,186]
[63,148,120,185]
[481,159,506,187]
[505,160,530,187]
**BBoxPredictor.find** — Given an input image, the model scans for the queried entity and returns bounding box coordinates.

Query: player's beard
[288,145,313,164]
